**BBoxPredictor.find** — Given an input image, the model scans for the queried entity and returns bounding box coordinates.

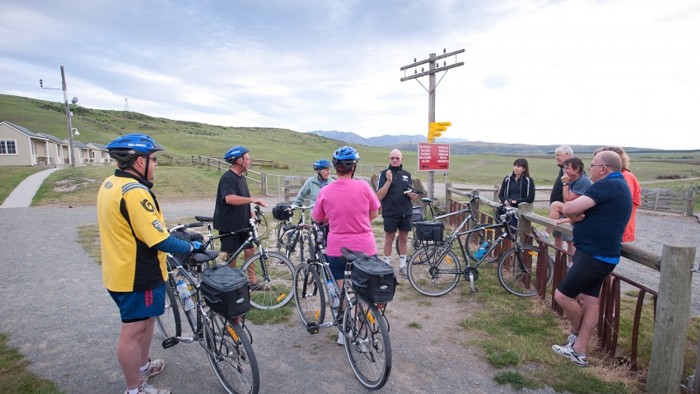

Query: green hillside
[2,94,699,191]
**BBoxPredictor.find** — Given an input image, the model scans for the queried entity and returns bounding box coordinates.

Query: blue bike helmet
[332,146,359,171]
[223,146,250,164]
[313,159,331,171]
[106,133,164,169]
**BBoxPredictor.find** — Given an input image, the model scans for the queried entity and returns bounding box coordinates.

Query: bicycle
[192,206,295,310]
[407,206,554,297]
[292,229,393,390]
[405,195,498,263]
[273,204,315,264]
[393,196,434,257]
[156,224,259,394]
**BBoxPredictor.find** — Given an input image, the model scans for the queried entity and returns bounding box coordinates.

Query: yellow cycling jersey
[97,173,169,292]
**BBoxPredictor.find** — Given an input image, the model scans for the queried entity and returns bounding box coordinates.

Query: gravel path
[0,201,697,393]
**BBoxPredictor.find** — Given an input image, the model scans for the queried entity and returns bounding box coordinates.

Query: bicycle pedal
[161,337,179,349]
[305,323,320,334]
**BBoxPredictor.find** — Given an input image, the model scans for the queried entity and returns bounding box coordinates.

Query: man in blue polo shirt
[551,150,632,367]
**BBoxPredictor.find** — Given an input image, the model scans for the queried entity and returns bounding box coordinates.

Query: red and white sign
[417,143,450,171]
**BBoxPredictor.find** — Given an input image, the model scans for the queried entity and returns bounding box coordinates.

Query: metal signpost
[400,49,464,199]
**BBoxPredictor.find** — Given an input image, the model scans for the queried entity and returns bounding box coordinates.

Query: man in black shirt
[213,146,267,289]
[549,145,573,249]
[376,149,418,277]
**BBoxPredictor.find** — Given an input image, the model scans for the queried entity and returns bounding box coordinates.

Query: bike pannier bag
[411,206,424,222]
[414,221,444,242]
[272,202,293,221]
[351,256,397,303]
[201,265,250,318]
[170,229,205,267]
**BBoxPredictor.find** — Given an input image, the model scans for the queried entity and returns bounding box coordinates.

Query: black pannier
[414,221,444,242]
[411,206,424,222]
[170,229,205,266]
[201,265,250,318]
[351,256,397,303]
[272,202,293,221]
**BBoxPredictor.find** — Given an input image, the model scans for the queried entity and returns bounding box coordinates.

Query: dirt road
[0,200,696,393]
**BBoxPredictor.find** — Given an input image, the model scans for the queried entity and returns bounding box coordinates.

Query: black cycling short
[383,214,412,233]
[557,250,615,298]
[220,231,253,253]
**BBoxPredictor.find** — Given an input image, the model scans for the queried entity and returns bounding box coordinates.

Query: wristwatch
[562,183,569,186]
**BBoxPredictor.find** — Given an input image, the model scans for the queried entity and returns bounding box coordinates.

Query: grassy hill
[2,94,699,198]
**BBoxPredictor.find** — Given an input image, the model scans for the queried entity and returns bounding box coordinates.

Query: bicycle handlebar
[168,222,205,233]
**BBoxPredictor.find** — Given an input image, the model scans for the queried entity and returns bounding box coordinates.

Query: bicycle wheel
[156,273,181,339]
[286,229,309,265]
[394,230,420,258]
[407,247,461,297]
[293,263,326,326]
[242,251,295,309]
[342,296,392,390]
[465,226,498,263]
[497,244,554,297]
[203,313,260,394]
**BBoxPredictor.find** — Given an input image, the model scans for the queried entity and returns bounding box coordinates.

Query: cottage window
[0,140,17,155]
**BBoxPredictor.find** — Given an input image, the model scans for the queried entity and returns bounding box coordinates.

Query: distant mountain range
[307,130,681,155]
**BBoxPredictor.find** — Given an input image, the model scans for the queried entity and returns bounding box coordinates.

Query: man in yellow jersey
[97,133,204,394]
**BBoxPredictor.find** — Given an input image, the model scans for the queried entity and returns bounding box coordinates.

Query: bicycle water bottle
[176,279,195,311]
[475,240,490,260]
[326,278,340,308]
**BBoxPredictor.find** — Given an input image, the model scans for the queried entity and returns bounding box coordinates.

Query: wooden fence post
[685,188,696,217]
[260,173,267,196]
[646,244,696,393]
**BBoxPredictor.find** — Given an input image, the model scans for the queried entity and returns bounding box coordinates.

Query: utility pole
[60,66,75,167]
[400,49,464,200]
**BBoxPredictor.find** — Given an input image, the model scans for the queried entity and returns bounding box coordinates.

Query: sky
[1,0,699,150]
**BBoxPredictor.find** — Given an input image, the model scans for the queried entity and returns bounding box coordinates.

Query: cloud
[0,0,698,149]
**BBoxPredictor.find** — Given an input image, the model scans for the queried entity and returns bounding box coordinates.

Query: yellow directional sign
[428,121,451,143]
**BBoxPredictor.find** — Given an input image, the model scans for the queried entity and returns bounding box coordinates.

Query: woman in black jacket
[498,157,536,207]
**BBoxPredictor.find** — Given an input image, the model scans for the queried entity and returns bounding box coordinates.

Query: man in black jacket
[376,149,417,277]
[549,145,573,249]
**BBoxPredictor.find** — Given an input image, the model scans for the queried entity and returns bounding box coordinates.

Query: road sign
[417,143,450,171]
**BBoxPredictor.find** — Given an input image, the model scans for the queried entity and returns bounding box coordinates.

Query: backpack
[272,202,293,221]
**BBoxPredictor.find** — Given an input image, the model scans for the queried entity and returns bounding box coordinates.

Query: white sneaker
[125,381,171,394]
[337,331,345,346]
[551,344,588,367]
[399,267,408,278]
[140,358,165,382]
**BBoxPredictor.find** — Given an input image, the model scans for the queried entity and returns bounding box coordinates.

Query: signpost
[400,49,464,199]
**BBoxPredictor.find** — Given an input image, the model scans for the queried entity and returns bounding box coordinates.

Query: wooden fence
[452,184,697,217]
[446,185,698,392]
[641,187,697,216]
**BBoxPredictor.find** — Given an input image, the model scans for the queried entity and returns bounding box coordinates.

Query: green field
[2,93,699,206]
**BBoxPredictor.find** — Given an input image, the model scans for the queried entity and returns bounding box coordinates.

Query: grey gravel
[0,201,696,393]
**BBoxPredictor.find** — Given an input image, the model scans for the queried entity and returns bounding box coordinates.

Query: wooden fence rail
[445,185,697,392]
